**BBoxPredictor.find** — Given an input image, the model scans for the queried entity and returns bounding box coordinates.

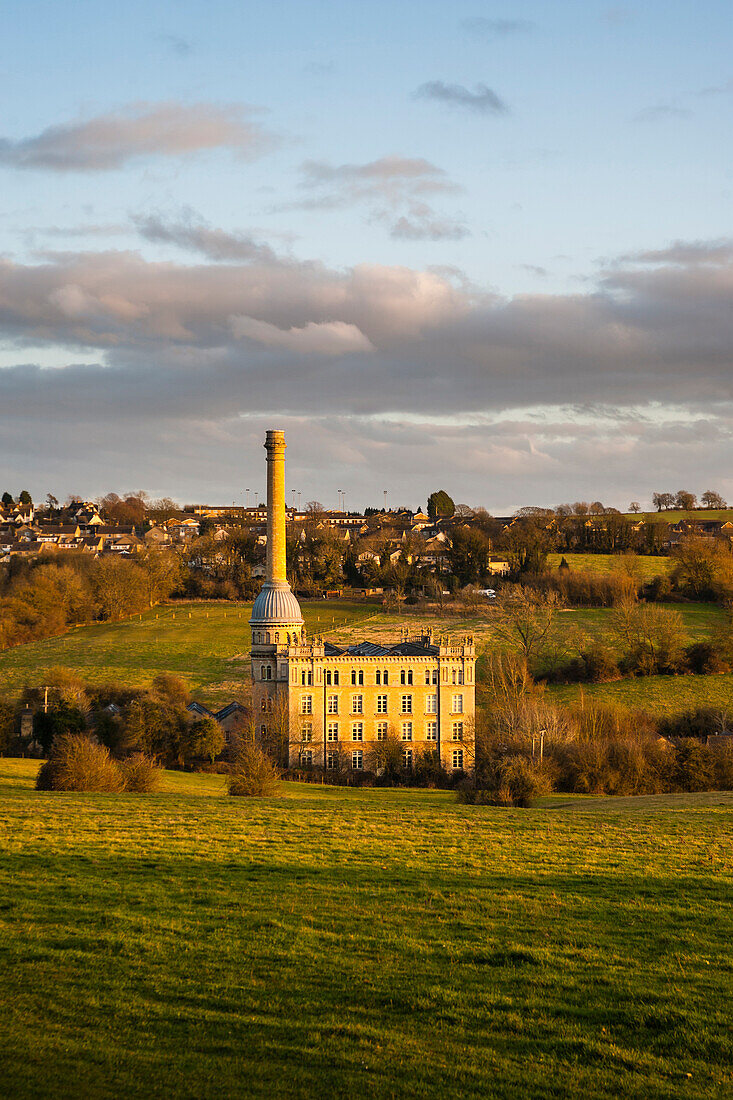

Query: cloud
[0,102,273,171]
[633,104,691,123]
[157,34,193,56]
[133,213,280,263]
[390,214,468,241]
[698,79,733,96]
[287,155,467,241]
[461,18,534,39]
[618,239,733,266]
[231,317,374,355]
[415,81,508,114]
[2,237,733,507]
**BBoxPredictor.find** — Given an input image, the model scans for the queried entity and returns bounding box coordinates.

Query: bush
[461,755,552,808]
[228,743,280,797]
[36,734,125,792]
[118,753,161,793]
[684,641,729,675]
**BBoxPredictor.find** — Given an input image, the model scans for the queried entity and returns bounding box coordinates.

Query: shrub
[461,755,552,808]
[118,753,161,793]
[658,707,731,740]
[228,743,280,797]
[36,734,125,793]
[673,740,718,792]
[684,641,729,675]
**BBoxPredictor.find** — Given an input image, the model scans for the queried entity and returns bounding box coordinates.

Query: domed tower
[250,430,304,726]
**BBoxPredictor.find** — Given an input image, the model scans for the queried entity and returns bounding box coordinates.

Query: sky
[1,0,732,513]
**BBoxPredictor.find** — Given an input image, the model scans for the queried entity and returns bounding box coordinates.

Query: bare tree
[492,587,563,670]
[629,502,641,513]
[701,490,726,509]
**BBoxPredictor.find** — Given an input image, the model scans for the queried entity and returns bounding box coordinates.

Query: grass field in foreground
[0,760,731,1099]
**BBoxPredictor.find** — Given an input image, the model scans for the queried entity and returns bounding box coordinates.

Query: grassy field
[0,600,380,706]
[0,598,727,715]
[0,760,731,1099]
[546,553,672,579]
[621,509,733,524]
[547,673,733,715]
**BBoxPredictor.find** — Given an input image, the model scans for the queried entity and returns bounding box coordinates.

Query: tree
[675,490,697,511]
[181,717,224,766]
[701,490,726,509]
[1,492,14,508]
[448,526,491,586]
[504,518,552,576]
[427,490,455,519]
[671,537,733,600]
[46,494,59,514]
[652,492,675,511]
[629,502,641,514]
[91,558,147,620]
[305,501,324,515]
[589,501,604,515]
[609,601,685,675]
[18,490,32,508]
[492,588,563,670]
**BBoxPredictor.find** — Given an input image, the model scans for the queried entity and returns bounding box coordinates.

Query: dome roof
[249,581,304,626]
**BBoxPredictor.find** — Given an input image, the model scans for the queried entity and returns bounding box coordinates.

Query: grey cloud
[0,102,273,172]
[699,79,733,96]
[390,215,468,241]
[1,240,733,423]
[619,239,733,266]
[633,104,691,122]
[286,156,465,242]
[157,34,193,56]
[461,18,534,39]
[133,213,280,263]
[415,81,508,114]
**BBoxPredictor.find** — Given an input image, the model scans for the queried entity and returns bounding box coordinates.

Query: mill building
[249,430,476,773]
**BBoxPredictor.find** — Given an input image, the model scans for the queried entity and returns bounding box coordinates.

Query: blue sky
[1,1,732,510]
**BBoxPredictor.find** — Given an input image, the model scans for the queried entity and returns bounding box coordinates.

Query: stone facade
[250,430,476,774]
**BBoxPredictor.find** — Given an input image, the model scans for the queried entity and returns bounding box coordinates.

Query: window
[352,695,363,714]
[400,669,413,686]
[431,669,438,685]
[351,669,364,686]
[376,694,388,714]
[376,721,388,741]
[352,750,363,770]
[458,669,464,685]
[426,721,437,741]
[301,696,313,715]
[376,670,382,685]
[382,670,389,686]
[352,722,363,741]
[401,722,413,742]
[326,751,338,770]
[451,669,457,684]
[260,665,272,681]
[401,695,413,714]
[467,667,472,683]
[274,632,280,643]
[452,694,463,714]
[426,694,437,714]
[260,724,267,736]
[300,723,313,743]
[327,721,339,742]
[402,749,413,770]
[327,695,339,715]
[325,670,340,686]
[261,698,267,711]
[452,749,464,770]
[299,749,313,767]
[424,669,431,685]
[452,721,464,741]
[300,670,313,686]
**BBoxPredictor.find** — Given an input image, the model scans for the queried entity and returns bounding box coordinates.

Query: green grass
[548,673,733,715]
[547,553,672,579]
[0,759,730,1099]
[622,509,733,524]
[0,600,379,706]
[0,597,727,716]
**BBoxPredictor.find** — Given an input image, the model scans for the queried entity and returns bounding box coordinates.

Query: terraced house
[249,430,476,774]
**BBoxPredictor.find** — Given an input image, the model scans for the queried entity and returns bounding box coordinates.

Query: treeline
[1,671,223,768]
[465,655,733,805]
[0,551,183,649]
